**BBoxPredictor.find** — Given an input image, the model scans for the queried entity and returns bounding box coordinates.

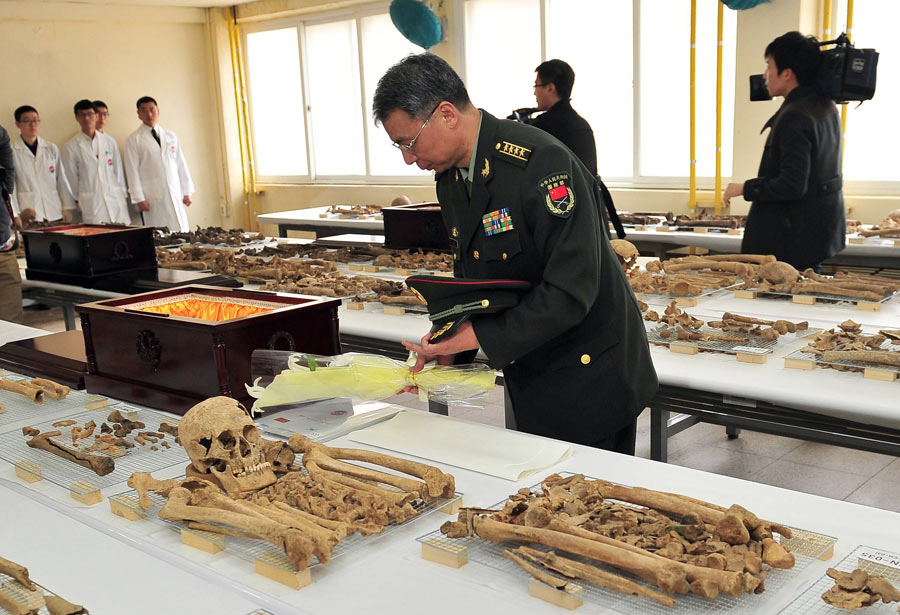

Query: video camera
[506,107,539,123]
[749,33,878,104]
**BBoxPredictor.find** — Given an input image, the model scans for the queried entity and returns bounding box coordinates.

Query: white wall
[0,1,225,228]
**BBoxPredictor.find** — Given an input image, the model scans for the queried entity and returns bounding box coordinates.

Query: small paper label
[732,346,770,354]
[858,549,900,570]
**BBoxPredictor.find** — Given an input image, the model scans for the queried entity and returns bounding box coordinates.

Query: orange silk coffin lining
[140,299,273,321]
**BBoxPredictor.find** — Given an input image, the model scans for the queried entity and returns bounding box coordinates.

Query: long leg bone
[24,428,115,476]
[159,487,315,570]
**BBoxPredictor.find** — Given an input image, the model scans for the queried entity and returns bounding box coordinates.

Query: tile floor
[21,304,900,515]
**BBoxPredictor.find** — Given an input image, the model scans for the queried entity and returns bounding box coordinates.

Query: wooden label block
[792,295,817,305]
[255,552,311,590]
[439,497,462,515]
[84,395,108,410]
[727,229,742,235]
[736,352,768,365]
[655,226,671,232]
[674,297,698,308]
[857,301,882,312]
[864,368,898,382]
[109,495,146,521]
[894,239,900,248]
[669,341,699,355]
[785,358,816,371]
[348,263,364,271]
[421,539,468,569]
[345,301,365,311]
[733,290,757,299]
[435,271,454,278]
[14,460,42,483]
[693,227,709,233]
[182,528,225,554]
[318,213,328,218]
[528,579,583,610]
[363,265,380,272]
[375,215,384,220]
[849,237,865,245]
[634,225,647,231]
[383,306,406,316]
[70,481,102,506]
[395,268,412,276]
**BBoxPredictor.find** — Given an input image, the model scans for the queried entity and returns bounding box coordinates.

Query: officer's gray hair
[372,53,471,125]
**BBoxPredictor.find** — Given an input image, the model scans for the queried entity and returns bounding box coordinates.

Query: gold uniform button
[452,227,459,238]
[502,252,508,260]
[495,142,501,150]
[580,354,591,365]
[473,250,480,260]
[481,299,490,307]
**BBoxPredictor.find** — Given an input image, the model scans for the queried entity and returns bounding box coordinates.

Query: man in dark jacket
[372,53,657,453]
[724,31,844,272]
[1,123,24,323]
[530,59,597,175]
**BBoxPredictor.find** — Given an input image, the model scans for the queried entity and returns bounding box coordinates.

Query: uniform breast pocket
[481,228,522,266]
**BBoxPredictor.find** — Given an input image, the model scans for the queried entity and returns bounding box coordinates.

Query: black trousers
[586,420,637,455]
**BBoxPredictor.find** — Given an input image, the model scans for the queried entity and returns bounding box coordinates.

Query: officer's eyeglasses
[393,104,440,153]
[18,119,40,125]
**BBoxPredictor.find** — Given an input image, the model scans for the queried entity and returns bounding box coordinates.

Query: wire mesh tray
[0,372,89,430]
[0,571,70,615]
[110,477,461,574]
[417,476,836,615]
[784,347,900,377]
[647,324,820,355]
[745,288,899,306]
[0,402,187,495]
[779,545,900,614]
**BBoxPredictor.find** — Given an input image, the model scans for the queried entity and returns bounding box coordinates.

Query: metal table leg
[650,407,669,462]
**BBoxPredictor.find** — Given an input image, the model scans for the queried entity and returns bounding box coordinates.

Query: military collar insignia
[481,158,490,178]
[494,140,532,168]
[538,172,576,218]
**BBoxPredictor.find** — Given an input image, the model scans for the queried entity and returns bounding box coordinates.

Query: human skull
[610,239,639,274]
[179,396,276,496]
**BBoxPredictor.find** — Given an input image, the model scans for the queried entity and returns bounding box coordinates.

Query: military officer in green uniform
[373,53,657,453]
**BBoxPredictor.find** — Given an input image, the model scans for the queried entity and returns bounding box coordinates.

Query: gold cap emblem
[580,354,591,365]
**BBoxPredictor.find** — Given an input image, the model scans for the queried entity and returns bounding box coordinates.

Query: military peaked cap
[405,275,532,343]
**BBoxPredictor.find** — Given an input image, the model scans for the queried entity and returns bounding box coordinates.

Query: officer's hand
[61,210,74,223]
[402,321,479,374]
[183,195,192,206]
[723,182,744,207]
[137,200,151,212]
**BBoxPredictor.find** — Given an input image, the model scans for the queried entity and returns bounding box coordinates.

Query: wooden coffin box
[23,224,157,287]
[382,202,450,251]
[76,285,341,414]
[0,330,88,389]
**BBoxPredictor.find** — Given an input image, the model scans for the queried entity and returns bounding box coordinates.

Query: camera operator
[724,31,844,273]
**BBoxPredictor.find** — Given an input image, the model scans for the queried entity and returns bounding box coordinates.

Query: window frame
[456,0,735,190]
[242,3,435,186]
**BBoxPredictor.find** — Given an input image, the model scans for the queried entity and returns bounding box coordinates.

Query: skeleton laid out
[130,396,455,571]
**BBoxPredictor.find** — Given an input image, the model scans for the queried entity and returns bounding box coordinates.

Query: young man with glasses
[10,105,76,225]
[93,100,110,133]
[62,99,130,224]
[531,59,597,176]
[373,53,657,454]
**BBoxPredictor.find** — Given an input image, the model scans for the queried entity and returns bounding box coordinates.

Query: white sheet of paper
[348,411,572,481]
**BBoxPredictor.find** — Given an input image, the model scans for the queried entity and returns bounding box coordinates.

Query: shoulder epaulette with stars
[494,140,533,168]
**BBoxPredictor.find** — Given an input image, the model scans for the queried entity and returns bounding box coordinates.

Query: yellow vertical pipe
[840,0,854,160]
[689,0,697,214]
[233,21,259,232]
[227,11,251,229]
[714,0,723,215]
[822,0,833,41]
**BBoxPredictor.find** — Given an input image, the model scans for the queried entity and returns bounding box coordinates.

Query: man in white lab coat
[123,96,194,232]
[10,105,76,224]
[62,99,130,225]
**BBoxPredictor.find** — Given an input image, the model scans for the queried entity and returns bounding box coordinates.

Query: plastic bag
[246,350,496,413]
